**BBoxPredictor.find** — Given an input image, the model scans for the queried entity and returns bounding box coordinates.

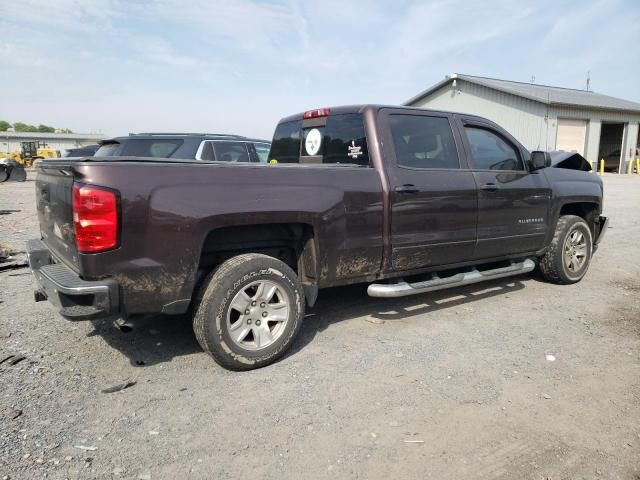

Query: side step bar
[367,258,536,298]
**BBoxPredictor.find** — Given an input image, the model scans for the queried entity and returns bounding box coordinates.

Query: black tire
[538,215,593,284]
[0,166,7,183]
[193,253,305,370]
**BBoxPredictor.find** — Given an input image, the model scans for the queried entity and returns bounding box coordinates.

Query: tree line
[0,120,73,134]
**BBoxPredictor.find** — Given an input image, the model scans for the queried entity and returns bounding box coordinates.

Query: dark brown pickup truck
[27,105,608,370]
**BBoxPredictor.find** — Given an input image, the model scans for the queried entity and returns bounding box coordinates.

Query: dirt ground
[1,171,639,480]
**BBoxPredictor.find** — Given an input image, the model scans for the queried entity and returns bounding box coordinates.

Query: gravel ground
[1,172,639,480]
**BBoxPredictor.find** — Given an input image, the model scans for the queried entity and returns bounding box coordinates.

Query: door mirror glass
[530,151,551,171]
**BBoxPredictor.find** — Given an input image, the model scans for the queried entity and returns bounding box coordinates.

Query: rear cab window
[269,112,370,167]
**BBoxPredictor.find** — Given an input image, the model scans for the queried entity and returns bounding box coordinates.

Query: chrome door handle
[480,183,499,192]
[394,184,420,194]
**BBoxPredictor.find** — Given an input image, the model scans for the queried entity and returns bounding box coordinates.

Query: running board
[367,258,536,298]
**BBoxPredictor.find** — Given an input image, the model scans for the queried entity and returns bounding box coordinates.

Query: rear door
[267,111,384,283]
[379,109,478,271]
[457,118,551,258]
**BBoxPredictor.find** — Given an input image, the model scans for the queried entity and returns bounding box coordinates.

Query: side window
[213,142,250,162]
[198,141,215,161]
[252,143,270,163]
[389,115,460,169]
[320,114,369,166]
[268,120,301,163]
[465,127,524,171]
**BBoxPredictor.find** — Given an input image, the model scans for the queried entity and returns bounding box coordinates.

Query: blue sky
[1,0,639,139]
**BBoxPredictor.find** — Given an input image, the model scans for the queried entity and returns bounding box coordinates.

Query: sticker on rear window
[347,140,363,159]
[304,128,322,156]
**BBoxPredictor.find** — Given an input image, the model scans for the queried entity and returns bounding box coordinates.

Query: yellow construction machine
[2,141,60,167]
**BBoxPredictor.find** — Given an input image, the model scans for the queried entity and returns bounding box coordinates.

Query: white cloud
[135,38,204,68]
[0,0,638,138]
[0,0,122,31]
[138,0,308,51]
[0,41,46,67]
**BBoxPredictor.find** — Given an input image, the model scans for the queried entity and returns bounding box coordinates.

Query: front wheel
[538,215,593,284]
[193,253,305,370]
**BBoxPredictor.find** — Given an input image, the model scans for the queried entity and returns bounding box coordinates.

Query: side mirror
[530,151,551,171]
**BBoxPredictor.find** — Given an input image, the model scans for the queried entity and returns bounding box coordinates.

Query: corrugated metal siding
[0,132,106,156]
[547,107,640,163]
[549,106,640,123]
[1,139,98,155]
[410,80,549,150]
[410,80,640,164]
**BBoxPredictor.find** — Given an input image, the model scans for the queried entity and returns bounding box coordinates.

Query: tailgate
[35,164,80,271]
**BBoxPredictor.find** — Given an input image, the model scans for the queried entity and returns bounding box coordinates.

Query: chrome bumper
[26,238,119,320]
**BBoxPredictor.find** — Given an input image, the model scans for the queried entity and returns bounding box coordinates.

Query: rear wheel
[193,253,305,370]
[538,215,593,284]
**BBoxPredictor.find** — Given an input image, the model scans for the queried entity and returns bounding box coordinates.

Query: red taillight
[303,108,330,119]
[72,184,119,253]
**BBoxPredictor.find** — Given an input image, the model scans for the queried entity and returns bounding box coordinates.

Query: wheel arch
[544,200,600,249]
[558,202,600,235]
[195,222,319,305]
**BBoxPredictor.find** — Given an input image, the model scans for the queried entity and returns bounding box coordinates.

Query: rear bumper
[26,239,119,320]
[593,216,609,252]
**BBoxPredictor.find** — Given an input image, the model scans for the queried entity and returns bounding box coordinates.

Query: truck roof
[277,104,490,124]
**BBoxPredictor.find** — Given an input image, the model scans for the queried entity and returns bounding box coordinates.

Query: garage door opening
[556,118,587,156]
[598,123,624,172]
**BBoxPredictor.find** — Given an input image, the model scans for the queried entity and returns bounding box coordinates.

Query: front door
[380,109,478,271]
[459,121,551,259]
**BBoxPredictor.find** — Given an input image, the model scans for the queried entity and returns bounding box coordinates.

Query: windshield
[95,143,120,156]
[121,139,183,157]
[95,139,184,158]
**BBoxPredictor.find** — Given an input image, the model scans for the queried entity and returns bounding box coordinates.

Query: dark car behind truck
[94,133,271,162]
[28,105,608,370]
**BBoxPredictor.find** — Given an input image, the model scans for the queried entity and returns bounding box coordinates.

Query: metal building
[404,74,640,172]
[1,131,107,156]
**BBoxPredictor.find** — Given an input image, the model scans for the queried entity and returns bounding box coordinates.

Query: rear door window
[212,142,250,162]
[389,115,460,169]
[269,113,369,166]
